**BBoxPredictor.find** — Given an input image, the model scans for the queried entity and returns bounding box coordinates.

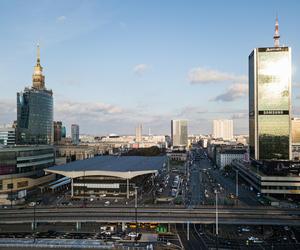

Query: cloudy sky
[0,0,300,136]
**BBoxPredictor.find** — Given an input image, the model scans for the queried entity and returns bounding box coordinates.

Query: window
[7,183,13,189]
[17,181,28,188]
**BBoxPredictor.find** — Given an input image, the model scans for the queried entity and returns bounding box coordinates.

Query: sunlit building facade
[171,120,188,147]
[212,119,233,140]
[249,47,291,160]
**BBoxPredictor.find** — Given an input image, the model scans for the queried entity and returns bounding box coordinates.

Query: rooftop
[47,155,166,176]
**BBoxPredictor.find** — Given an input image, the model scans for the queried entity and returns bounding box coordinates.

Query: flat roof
[45,156,166,179]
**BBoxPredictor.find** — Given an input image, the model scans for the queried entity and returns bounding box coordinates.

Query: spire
[32,43,45,89]
[273,15,280,47]
[37,43,40,64]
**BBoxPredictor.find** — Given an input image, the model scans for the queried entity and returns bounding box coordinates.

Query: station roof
[45,155,166,179]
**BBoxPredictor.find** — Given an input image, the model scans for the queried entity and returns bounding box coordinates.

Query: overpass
[0,206,299,226]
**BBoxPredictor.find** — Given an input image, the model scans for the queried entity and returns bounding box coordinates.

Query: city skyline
[0,1,300,135]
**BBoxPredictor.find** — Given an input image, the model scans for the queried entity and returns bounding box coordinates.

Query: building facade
[212,120,233,140]
[53,121,62,144]
[291,118,300,160]
[171,120,188,147]
[135,124,142,143]
[0,145,55,204]
[71,124,80,145]
[17,45,53,145]
[232,160,300,196]
[0,127,16,146]
[216,148,246,169]
[249,19,291,160]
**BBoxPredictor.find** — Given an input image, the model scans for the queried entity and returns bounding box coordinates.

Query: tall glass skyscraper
[249,18,291,160]
[17,45,53,145]
[71,124,80,145]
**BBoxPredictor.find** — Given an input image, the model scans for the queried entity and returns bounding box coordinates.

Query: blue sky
[0,0,300,135]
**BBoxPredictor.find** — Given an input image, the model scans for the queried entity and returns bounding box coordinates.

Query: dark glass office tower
[17,45,53,145]
[249,18,291,160]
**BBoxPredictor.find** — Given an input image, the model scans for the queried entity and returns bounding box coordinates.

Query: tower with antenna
[273,15,280,47]
[248,17,292,161]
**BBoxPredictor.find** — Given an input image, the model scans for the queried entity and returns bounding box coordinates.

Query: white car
[104,201,110,206]
[29,202,36,207]
[128,232,139,238]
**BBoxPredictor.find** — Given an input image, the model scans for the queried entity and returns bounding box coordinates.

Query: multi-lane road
[0,206,299,225]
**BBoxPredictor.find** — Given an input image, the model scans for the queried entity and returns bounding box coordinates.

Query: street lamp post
[10,173,13,209]
[83,170,86,207]
[215,189,219,250]
[33,202,36,243]
[134,186,138,244]
[235,170,239,198]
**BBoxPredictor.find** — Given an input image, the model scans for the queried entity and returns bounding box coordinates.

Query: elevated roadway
[0,206,299,226]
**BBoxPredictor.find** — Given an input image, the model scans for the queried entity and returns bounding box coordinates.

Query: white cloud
[133,64,150,76]
[56,16,67,23]
[231,112,248,119]
[213,83,248,102]
[188,67,247,84]
[55,101,123,118]
[0,100,17,125]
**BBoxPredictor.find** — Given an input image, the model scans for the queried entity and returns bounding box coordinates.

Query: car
[229,193,236,199]
[104,201,110,206]
[248,236,258,241]
[29,202,36,207]
[128,232,138,238]
[241,228,250,232]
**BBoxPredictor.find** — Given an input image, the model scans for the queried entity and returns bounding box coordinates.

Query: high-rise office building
[53,121,62,144]
[17,45,53,145]
[61,126,66,138]
[171,120,188,147]
[212,120,233,140]
[249,17,291,160]
[135,124,142,143]
[71,124,80,145]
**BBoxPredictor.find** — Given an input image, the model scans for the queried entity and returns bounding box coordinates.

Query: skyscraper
[71,124,80,145]
[292,118,300,144]
[249,17,291,160]
[53,121,62,144]
[135,124,142,143]
[171,120,188,147]
[212,119,233,140]
[17,45,53,145]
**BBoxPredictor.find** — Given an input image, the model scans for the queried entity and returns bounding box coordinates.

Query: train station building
[45,156,166,198]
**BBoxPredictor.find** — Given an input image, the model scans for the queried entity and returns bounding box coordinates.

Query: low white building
[216,149,246,169]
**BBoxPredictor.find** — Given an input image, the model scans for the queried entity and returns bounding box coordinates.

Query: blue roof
[48,155,166,172]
